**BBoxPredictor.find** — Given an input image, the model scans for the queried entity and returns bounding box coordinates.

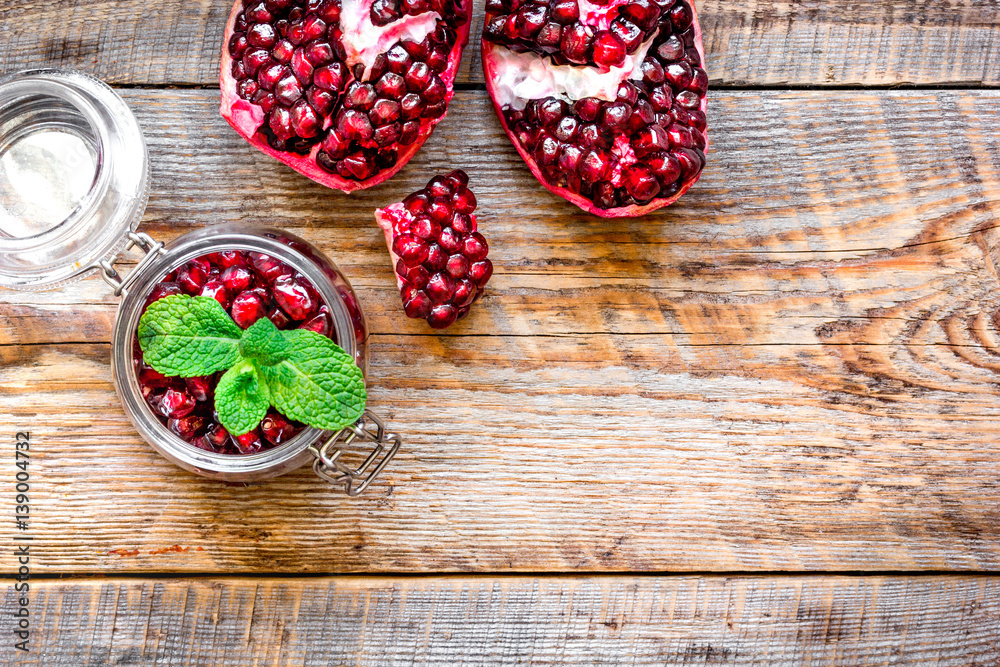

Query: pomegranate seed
[243,48,271,76]
[427,304,458,329]
[175,263,207,295]
[656,34,684,62]
[260,412,298,445]
[274,71,303,105]
[426,243,447,271]
[404,290,432,318]
[291,48,314,84]
[463,233,489,261]
[560,23,594,63]
[422,75,445,104]
[231,290,268,328]
[199,279,230,308]
[157,388,197,419]
[313,62,345,90]
[229,33,249,58]
[138,366,170,392]
[253,90,277,113]
[617,23,648,54]
[377,72,406,98]
[291,100,320,137]
[303,15,327,40]
[453,278,477,307]
[336,109,374,141]
[622,163,660,201]
[299,310,332,336]
[195,423,230,452]
[169,415,206,440]
[470,260,494,287]
[400,93,425,119]
[573,97,601,121]
[393,234,430,266]
[248,22,278,49]
[552,116,578,142]
[517,5,547,39]
[221,265,253,293]
[272,38,294,63]
[578,149,610,182]
[620,0,660,30]
[233,430,264,454]
[268,307,293,329]
[269,106,295,140]
[650,154,682,185]
[665,61,693,89]
[273,275,318,320]
[413,217,442,240]
[185,376,214,402]
[246,2,273,22]
[592,31,626,68]
[537,22,562,49]
[371,98,401,125]
[669,2,693,29]
[144,282,183,307]
[306,87,336,115]
[549,0,579,24]
[259,63,286,91]
[405,62,432,91]
[344,81,377,110]
[633,124,670,157]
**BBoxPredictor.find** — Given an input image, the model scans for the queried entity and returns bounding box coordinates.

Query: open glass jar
[0,69,400,495]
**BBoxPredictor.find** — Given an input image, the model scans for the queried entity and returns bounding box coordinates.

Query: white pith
[487,33,656,109]
[339,0,442,77]
[576,0,626,29]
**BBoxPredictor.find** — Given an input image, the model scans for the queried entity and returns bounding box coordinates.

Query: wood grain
[1,576,997,665]
[2,1,999,87]
[2,88,1000,573]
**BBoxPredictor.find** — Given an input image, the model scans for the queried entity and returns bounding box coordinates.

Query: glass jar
[0,69,400,495]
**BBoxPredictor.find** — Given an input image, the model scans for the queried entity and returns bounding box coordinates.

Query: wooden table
[2,0,1000,663]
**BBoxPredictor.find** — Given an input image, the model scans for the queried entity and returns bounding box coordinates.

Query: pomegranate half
[482,0,707,217]
[221,0,471,191]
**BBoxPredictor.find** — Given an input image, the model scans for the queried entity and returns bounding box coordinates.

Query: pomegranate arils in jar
[482,0,708,217]
[376,170,493,329]
[220,0,472,192]
[134,249,330,455]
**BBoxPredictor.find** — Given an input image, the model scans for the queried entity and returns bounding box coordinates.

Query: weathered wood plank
[2,1,1000,87]
[1,576,997,665]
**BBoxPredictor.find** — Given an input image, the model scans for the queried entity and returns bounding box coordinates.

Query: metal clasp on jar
[309,410,402,496]
[93,231,167,296]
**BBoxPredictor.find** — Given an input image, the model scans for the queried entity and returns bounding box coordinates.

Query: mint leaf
[138,295,243,377]
[260,330,366,431]
[215,359,270,436]
[239,316,289,366]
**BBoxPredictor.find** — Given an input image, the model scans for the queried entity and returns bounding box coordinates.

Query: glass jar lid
[0,69,149,290]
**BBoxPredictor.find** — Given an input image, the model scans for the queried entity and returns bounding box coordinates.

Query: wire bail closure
[309,410,401,496]
[94,231,167,296]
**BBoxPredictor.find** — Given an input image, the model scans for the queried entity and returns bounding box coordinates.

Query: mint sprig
[261,329,367,431]
[138,295,366,437]
[137,295,242,376]
[215,359,271,436]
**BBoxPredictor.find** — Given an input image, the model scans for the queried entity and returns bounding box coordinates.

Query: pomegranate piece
[134,249,339,455]
[482,0,708,217]
[375,169,492,329]
[220,0,472,193]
